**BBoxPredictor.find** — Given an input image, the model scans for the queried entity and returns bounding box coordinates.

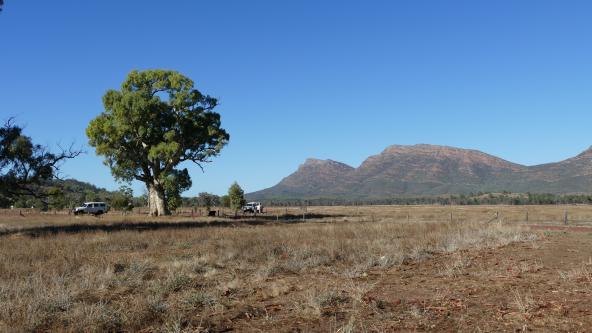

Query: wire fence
[2,205,592,226]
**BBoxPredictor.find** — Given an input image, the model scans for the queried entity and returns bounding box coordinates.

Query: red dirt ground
[221,229,592,332]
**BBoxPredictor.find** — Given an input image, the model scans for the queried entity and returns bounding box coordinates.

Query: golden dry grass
[2,204,592,233]
[0,205,539,332]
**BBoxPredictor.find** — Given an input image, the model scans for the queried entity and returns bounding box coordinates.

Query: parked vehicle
[242,202,263,213]
[73,202,109,215]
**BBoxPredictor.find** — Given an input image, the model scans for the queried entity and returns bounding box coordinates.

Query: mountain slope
[248,144,592,200]
[257,158,355,198]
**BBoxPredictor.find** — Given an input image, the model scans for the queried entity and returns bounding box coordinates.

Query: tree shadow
[237,213,345,220]
[0,213,346,238]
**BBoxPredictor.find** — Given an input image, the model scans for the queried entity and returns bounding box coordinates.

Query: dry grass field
[1,205,592,332]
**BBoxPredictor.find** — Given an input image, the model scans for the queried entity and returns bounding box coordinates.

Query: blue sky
[1,1,591,196]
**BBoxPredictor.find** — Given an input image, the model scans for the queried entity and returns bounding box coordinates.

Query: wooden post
[496,211,499,220]
[526,211,528,222]
[450,211,453,223]
[564,210,568,225]
[407,212,410,223]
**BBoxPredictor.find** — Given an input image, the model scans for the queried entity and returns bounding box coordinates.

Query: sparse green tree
[163,169,191,212]
[228,182,246,216]
[110,185,134,211]
[197,192,216,212]
[86,70,229,216]
[84,190,100,203]
[0,118,81,207]
[220,195,230,208]
[47,187,66,210]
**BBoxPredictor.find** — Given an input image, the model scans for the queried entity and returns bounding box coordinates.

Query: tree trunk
[147,183,169,216]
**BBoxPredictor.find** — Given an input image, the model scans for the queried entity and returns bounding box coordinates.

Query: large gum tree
[87,70,229,216]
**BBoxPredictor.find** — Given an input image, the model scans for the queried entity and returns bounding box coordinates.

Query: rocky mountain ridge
[248,144,592,200]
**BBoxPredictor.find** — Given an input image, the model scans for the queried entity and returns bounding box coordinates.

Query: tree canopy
[110,186,134,211]
[196,192,219,211]
[0,119,81,207]
[87,70,229,215]
[228,182,246,215]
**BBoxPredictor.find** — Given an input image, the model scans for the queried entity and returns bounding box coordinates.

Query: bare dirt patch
[357,230,592,332]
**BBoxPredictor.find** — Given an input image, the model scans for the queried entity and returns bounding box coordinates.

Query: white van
[73,202,109,215]
[242,202,263,213]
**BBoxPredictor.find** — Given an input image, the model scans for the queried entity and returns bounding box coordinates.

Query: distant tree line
[255,192,592,206]
[3,177,251,214]
[181,182,245,212]
[3,178,142,211]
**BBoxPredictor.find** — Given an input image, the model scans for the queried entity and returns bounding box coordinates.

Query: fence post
[564,210,568,225]
[407,212,410,223]
[526,210,528,222]
[450,211,453,223]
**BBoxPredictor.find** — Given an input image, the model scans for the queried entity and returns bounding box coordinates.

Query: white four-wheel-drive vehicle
[73,202,110,215]
[242,202,263,213]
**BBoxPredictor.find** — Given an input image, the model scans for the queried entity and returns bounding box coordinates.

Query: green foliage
[260,192,592,206]
[84,190,101,203]
[86,69,229,215]
[163,169,192,211]
[228,182,246,213]
[0,119,80,207]
[220,195,230,208]
[110,186,134,211]
[196,192,219,211]
[47,187,66,210]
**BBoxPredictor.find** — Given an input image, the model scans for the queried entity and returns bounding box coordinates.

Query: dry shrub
[439,253,472,278]
[559,258,592,284]
[511,289,537,314]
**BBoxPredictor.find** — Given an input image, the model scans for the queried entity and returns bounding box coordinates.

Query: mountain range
[248,144,592,200]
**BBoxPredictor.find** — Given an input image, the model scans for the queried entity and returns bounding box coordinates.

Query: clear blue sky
[1,1,591,196]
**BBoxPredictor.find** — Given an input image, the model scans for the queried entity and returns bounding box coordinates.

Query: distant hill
[5,177,120,209]
[248,144,592,200]
[53,178,116,200]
